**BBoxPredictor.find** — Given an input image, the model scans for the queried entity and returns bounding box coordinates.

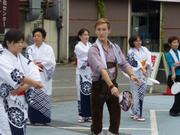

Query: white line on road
[150,110,159,135]
[154,109,168,112]
[57,127,151,131]
[28,125,151,131]
[53,86,76,89]
[52,83,130,89]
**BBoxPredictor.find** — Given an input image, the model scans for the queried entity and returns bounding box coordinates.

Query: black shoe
[43,123,49,126]
[169,112,180,117]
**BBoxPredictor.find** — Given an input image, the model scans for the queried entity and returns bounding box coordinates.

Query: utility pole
[59,0,69,63]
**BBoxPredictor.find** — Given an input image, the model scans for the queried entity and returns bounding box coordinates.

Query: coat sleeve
[25,46,34,61]
[0,60,24,89]
[74,44,88,69]
[87,46,106,73]
[41,46,56,81]
[127,50,141,71]
[166,53,174,69]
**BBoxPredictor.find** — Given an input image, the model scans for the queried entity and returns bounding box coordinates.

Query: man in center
[88,18,140,135]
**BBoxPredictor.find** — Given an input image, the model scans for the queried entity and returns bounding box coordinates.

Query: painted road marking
[28,110,168,135]
[150,110,159,135]
[150,109,168,135]
[28,125,151,131]
[52,83,130,89]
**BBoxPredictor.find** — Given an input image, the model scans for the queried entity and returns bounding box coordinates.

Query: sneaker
[169,112,180,117]
[136,117,145,121]
[86,117,92,122]
[130,115,135,119]
[78,116,85,123]
[131,115,145,122]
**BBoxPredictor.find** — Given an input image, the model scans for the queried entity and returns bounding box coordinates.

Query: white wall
[44,19,58,60]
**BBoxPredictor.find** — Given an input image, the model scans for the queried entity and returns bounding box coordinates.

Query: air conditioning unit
[26,0,41,21]
[44,0,61,20]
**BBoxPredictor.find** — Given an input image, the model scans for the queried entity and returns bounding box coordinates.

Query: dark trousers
[10,123,25,135]
[167,75,180,113]
[91,80,120,134]
[28,106,51,124]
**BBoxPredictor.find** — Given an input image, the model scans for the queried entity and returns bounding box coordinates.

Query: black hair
[32,27,47,39]
[2,29,24,49]
[167,36,180,44]
[77,28,90,41]
[129,35,142,48]
[163,43,171,52]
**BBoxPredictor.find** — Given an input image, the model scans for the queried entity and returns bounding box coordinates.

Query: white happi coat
[74,41,92,99]
[0,48,41,135]
[128,46,152,87]
[0,98,11,135]
[128,46,152,74]
[26,42,56,95]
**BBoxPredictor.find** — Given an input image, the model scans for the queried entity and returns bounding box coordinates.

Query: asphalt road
[26,64,179,135]
[52,64,166,102]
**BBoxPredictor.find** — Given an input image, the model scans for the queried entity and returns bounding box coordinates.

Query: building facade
[0,0,65,62]
[69,0,180,59]
[0,0,180,62]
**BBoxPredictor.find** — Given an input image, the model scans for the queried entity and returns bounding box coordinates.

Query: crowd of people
[0,17,179,135]
[0,28,56,135]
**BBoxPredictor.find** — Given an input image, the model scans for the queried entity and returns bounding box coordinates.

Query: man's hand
[111,87,120,97]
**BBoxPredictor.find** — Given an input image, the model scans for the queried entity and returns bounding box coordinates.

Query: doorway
[131,1,160,52]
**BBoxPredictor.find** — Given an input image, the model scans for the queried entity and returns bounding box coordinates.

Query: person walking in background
[74,28,92,123]
[26,28,56,124]
[165,36,180,117]
[88,18,140,135]
[0,29,43,135]
[127,35,152,121]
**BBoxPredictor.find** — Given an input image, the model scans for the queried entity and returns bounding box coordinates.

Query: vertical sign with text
[147,52,162,85]
[0,0,2,32]
[0,0,8,33]
[0,0,19,33]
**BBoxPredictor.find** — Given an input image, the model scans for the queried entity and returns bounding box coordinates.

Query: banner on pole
[147,52,162,86]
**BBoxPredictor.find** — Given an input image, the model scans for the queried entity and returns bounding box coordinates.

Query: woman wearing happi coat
[0,29,43,135]
[127,35,152,121]
[166,36,180,117]
[74,28,92,123]
[26,28,56,124]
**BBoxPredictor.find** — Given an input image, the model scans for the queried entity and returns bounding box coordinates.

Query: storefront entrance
[131,1,160,52]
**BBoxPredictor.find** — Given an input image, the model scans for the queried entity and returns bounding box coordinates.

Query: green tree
[97,0,105,18]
